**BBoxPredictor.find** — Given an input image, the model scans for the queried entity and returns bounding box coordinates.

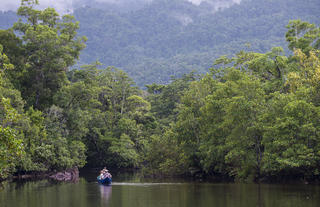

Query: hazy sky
[0,0,241,13]
[1,0,75,13]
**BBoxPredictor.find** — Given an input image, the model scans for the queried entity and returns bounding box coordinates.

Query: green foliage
[12,0,86,110]
[71,0,320,87]
[2,0,320,183]
[146,73,197,125]
[0,47,24,179]
[109,133,139,168]
[0,98,24,179]
[52,64,155,169]
[142,132,188,177]
[262,95,320,177]
[1,0,319,87]
[0,2,88,177]
[145,40,320,181]
[286,20,320,54]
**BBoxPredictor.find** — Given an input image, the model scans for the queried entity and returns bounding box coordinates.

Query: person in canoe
[97,167,112,185]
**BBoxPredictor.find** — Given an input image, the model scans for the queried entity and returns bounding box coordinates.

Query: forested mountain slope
[73,0,320,86]
[1,0,320,86]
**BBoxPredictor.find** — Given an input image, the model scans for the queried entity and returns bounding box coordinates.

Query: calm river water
[1,170,320,207]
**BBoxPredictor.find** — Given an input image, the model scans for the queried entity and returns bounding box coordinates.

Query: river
[1,170,320,207]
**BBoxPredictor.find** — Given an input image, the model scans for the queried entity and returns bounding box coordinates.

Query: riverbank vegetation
[1,0,320,182]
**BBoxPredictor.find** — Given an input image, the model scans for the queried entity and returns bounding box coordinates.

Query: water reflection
[257,184,262,207]
[0,181,6,191]
[99,185,112,205]
[1,176,320,207]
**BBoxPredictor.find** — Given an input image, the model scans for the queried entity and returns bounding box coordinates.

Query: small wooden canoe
[97,176,112,185]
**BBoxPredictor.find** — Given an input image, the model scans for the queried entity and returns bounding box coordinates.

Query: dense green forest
[73,0,320,86]
[1,0,320,182]
[75,0,320,86]
[1,0,320,87]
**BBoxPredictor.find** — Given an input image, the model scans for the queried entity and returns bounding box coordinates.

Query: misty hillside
[74,0,320,86]
[72,0,240,14]
[1,0,320,87]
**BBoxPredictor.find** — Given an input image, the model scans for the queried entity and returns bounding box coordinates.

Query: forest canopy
[1,0,319,87]
[1,0,320,182]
